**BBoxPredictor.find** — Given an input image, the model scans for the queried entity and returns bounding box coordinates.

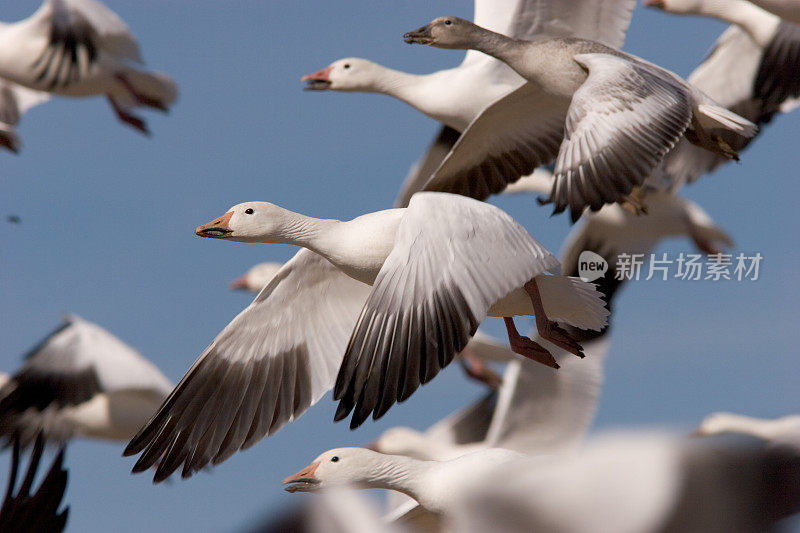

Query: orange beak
[229,275,249,290]
[195,211,233,238]
[282,461,321,492]
[301,66,333,90]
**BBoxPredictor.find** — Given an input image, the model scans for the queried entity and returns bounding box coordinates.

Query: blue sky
[1,1,798,531]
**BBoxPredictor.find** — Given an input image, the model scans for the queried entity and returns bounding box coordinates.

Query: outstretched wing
[421,83,567,201]
[508,0,636,49]
[124,249,371,482]
[333,192,559,428]
[549,53,693,220]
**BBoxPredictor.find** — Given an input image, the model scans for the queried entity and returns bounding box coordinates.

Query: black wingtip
[333,400,352,423]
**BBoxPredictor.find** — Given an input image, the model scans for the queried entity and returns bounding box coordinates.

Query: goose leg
[503,317,559,369]
[524,278,585,358]
[108,95,149,135]
[115,73,168,112]
[459,347,502,390]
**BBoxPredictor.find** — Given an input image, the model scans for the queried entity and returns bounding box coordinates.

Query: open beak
[282,461,321,493]
[229,275,249,290]
[404,25,434,45]
[643,0,665,8]
[195,211,233,238]
[301,66,333,90]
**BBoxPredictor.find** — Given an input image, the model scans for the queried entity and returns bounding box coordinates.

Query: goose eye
[245,208,254,215]
[343,64,351,69]
[444,19,452,25]
[331,456,339,463]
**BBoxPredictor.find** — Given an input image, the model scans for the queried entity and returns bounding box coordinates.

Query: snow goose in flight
[0,81,49,153]
[403,17,757,220]
[282,447,526,517]
[0,0,177,135]
[302,0,637,207]
[228,261,284,292]
[645,0,800,192]
[124,192,607,481]
[450,432,800,533]
[0,314,173,446]
[695,412,800,449]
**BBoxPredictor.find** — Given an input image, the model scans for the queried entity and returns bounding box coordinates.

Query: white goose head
[301,58,386,92]
[195,202,296,243]
[404,16,484,50]
[282,448,390,493]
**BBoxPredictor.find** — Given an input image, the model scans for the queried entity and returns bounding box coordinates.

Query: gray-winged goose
[124,192,608,481]
[403,17,757,220]
[0,0,177,135]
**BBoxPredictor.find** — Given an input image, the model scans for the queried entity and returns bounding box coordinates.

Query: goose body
[403,17,756,220]
[0,314,173,446]
[124,192,607,481]
[0,0,177,134]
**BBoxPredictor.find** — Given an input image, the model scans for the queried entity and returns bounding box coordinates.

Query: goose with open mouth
[301,0,636,208]
[124,192,608,481]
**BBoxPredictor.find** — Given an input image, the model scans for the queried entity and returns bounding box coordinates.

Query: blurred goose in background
[403,16,757,220]
[124,192,607,481]
[229,262,284,292]
[649,0,800,26]
[0,80,49,152]
[302,0,637,207]
[450,431,800,533]
[645,0,800,191]
[0,0,177,135]
[695,412,800,449]
[0,314,173,446]
[0,434,69,533]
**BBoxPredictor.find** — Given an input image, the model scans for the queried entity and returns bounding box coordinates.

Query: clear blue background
[1,1,798,531]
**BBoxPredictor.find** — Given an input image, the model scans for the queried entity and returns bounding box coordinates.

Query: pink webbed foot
[503,317,559,369]
[524,278,585,359]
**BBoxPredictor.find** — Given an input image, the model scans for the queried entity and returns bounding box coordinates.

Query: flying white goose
[450,432,800,533]
[0,80,50,152]
[283,447,527,517]
[229,261,284,292]
[124,192,607,481]
[302,0,637,208]
[696,412,800,449]
[373,186,732,463]
[0,314,173,446]
[403,17,757,220]
[645,0,800,191]
[0,0,177,135]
